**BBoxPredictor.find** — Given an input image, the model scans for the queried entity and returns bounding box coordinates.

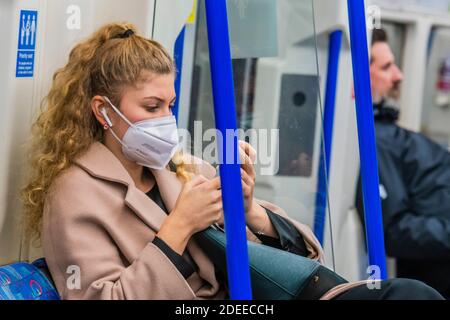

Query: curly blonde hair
[22,23,194,243]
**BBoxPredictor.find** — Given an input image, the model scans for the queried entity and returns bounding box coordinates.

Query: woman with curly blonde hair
[22,23,193,244]
[20,22,299,300]
[21,22,443,300]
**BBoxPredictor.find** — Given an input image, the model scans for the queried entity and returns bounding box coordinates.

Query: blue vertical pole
[347,0,387,279]
[173,26,186,122]
[204,0,253,299]
[323,31,343,179]
[314,30,343,245]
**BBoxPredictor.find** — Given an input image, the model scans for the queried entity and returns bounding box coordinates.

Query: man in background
[357,28,450,298]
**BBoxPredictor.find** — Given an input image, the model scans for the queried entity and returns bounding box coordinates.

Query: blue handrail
[347,0,387,279]
[314,30,343,245]
[173,26,186,121]
[204,0,253,299]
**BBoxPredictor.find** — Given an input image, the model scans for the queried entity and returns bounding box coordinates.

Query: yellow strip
[187,0,198,24]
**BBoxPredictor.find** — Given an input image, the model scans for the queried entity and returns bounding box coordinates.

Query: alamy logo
[66,265,81,290]
[177,123,279,176]
[366,265,382,290]
[367,5,382,30]
[66,5,81,30]
[233,0,250,18]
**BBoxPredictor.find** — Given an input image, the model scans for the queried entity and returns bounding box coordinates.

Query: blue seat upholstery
[0,258,60,300]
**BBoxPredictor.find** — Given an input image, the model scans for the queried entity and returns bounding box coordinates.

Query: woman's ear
[91,95,109,127]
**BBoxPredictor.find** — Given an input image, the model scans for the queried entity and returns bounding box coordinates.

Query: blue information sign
[16,10,38,78]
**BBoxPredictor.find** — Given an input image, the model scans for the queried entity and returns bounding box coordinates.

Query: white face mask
[102,96,179,170]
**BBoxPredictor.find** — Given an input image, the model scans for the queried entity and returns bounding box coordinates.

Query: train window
[421,27,450,148]
[185,0,335,269]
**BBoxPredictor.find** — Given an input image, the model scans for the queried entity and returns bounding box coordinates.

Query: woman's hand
[156,175,223,255]
[238,140,257,214]
[238,140,278,238]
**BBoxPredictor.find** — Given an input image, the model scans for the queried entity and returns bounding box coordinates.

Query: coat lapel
[123,186,167,232]
[150,168,182,213]
[75,142,168,232]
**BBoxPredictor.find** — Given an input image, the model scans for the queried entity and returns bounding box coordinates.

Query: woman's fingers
[239,140,257,162]
[242,183,252,198]
[239,145,256,180]
[188,174,208,187]
[240,168,253,187]
[216,212,225,226]
[241,169,254,198]
[209,201,223,223]
[203,176,221,190]
[211,189,222,203]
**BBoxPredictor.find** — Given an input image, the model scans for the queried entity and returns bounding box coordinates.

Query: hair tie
[119,29,134,39]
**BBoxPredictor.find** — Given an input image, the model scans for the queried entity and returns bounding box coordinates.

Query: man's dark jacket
[357,102,450,298]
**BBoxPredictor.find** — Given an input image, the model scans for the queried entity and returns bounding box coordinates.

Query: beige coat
[42,142,362,300]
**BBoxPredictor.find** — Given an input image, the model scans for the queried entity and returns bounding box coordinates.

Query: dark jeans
[333,278,444,300]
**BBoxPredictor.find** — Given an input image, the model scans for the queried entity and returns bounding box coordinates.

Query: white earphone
[101,108,113,127]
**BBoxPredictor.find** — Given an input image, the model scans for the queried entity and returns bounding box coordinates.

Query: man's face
[370,42,404,101]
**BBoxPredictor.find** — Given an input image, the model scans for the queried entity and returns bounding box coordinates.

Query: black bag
[195,227,347,300]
